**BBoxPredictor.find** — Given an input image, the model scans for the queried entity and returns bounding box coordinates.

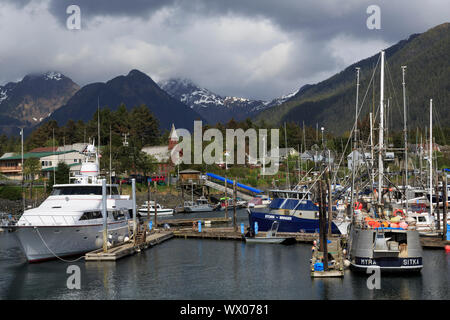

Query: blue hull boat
[248,210,343,234]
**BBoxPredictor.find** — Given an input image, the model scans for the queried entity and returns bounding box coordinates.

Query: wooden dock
[420,236,450,248]
[156,217,231,228]
[173,227,344,244]
[85,231,174,261]
[310,238,345,278]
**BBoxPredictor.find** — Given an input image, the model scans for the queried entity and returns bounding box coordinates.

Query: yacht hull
[14,222,129,262]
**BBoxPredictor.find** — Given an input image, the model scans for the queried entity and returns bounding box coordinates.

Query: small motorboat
[184,197,215,212]
[138,201,174,216]
[245,221,296,244]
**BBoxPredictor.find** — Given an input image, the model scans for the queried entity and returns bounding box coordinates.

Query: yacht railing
[18,214,81,226]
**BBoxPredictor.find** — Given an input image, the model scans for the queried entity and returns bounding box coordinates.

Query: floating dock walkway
[419,236,450,248]
[85,231,173,261]
[157,217,231,228]
[173,227,344,244]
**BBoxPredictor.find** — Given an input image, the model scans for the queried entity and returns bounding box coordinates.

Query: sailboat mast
[402,66,408,213]
[429,99,433,218]
[351,67,360,219]
[378,50,385,206]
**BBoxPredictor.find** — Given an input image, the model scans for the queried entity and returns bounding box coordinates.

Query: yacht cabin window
[79,211,103,220]
[51,186,120,196]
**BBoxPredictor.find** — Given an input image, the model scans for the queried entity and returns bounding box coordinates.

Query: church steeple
[168,123,178,150]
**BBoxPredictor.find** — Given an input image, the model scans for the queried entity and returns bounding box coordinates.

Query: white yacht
[14,143,133,263]
[138,201,174,216]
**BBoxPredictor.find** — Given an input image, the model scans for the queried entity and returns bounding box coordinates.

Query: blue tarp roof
[206,173,263,194]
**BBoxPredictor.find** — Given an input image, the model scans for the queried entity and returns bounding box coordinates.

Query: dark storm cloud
[45,0,439,42]
[47,0,176,22]
[0,0,448,100]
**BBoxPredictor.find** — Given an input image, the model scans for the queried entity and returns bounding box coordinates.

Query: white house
[40,150,84,178]
[347,151,373,169]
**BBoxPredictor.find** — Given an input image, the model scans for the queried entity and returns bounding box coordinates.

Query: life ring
[393,209,405,218]
[354,202,363,210]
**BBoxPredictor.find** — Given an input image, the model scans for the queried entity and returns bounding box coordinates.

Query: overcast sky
[0,0,448,100]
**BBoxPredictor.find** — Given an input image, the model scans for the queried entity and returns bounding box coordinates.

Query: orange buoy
[445,245,450,253]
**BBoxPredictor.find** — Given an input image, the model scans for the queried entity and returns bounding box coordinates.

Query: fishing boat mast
[351,67,360,221]
[402,66,408,213]
[378,50,385,209]
[429,99,433,219]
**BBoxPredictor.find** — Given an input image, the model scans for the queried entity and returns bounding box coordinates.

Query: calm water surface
[0,210,449,300]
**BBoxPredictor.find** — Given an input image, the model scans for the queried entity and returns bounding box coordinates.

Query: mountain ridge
[46,69,205,131]
[255,23,450,134]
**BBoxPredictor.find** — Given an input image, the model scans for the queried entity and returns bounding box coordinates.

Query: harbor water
[0,209,449,300]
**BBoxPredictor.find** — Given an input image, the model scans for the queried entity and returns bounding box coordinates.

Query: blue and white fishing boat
[248,187,350,234]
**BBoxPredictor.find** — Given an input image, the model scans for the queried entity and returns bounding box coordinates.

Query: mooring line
[34,227,85,263]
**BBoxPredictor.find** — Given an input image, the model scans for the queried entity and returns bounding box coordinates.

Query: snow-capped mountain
[0,71,79,134]
[159,78,298,124]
